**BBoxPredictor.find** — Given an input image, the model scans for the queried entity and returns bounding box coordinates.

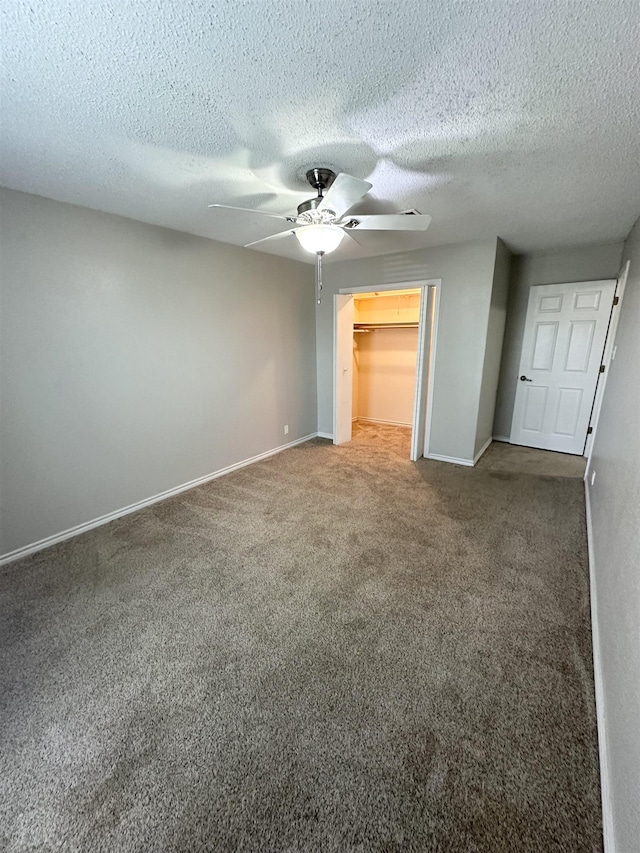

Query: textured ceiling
[1,0,639,263]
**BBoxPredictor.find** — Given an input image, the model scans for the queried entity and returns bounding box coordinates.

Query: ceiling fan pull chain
[316,251,324,304]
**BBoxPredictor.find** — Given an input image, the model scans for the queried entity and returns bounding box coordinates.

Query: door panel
[554,388,583,435]
[565,321,595,371]
[532,323,558,370]
[574,290,601,310]
[510,280,616,454]
[540,294,563,312]
[523,385,548,432]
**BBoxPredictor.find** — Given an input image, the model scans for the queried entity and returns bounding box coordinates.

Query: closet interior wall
[352,291,421,427]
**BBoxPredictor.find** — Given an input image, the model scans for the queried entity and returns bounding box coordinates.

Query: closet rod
[353,322,419,330]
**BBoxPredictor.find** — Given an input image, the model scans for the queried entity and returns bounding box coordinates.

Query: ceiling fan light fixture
[295,224,345,255]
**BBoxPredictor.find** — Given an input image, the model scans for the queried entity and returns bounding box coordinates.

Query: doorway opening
[333,280,440,461]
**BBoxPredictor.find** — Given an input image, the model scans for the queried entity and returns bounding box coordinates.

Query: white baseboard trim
[473,436,493,464]
[316,432,333,441]
[425,452,474,467]
[357,417,412,428]
[584,483,615,852]
[492,435,511,443]
[0,432,318,567]
[426,437,492,469]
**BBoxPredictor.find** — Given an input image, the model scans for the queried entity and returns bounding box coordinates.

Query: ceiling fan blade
[209,203,297,223]
[317,173,372,218]
[342,228,361,246]
[244,228,298,248]
[342,213,432,231]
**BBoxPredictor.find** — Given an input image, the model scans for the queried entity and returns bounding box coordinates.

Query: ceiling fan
[209,167,431,301]
[210,167,432,253]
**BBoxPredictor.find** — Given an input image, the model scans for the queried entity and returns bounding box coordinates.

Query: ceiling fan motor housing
[297,198,337,222]
[297,197,323,215]
[297,168,338,220]
[305,168,336,193]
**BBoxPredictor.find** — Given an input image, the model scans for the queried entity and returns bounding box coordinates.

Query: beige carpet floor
[0,425,601,852]
[478,440,587,479]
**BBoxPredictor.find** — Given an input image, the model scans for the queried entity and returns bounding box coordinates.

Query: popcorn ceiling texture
[1,0,639,262]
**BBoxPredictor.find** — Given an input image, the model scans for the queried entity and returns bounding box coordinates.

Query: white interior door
[333,294,354,444]
[510,279,616,454]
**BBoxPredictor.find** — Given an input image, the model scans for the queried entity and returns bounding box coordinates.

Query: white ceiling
[1,0,639,264]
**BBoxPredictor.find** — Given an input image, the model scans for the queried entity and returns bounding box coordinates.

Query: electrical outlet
[284,425,289,435]
[591,470,596,486]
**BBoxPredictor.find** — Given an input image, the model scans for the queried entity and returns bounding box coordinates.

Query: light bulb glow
[295,224,345,255]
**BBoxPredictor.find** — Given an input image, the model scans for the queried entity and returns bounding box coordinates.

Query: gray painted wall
[316,240,500,462]
[0,188,316,557]
[587,215,640,852]
[474,239,511,457]
[493,243,624,439]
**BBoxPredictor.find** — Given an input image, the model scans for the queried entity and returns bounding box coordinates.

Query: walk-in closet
[352,289,421,429]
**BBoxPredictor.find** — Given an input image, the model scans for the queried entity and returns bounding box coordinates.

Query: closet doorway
[333,280,440,461]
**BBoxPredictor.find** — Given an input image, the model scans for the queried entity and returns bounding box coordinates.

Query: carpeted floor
[478,439,587,479]
[0,426,601,852]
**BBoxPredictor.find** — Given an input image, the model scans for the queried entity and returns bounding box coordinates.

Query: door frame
[332,294,355,445]
[333,279,441,461]
[584,259,630,466]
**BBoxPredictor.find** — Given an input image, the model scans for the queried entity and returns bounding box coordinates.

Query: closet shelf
[354,322,419,331]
